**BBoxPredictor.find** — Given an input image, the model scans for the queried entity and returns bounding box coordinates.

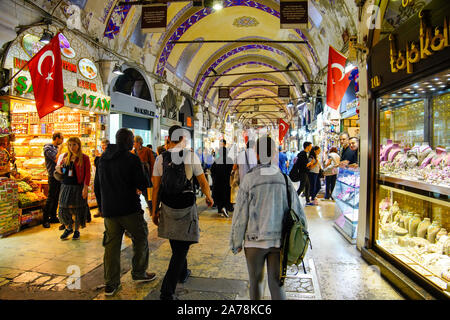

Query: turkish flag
[326,46,352,110]
[28,33,64,118]
[278,119,289,144]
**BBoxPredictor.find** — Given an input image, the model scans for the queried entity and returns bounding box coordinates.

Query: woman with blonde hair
[55,137,92,240]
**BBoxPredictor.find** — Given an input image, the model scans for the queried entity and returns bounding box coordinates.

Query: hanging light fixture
[287,100,293,108]
[40,29,54,44]
[112,64,124,75]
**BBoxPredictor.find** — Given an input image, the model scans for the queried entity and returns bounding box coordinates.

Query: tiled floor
[0,193,404,300]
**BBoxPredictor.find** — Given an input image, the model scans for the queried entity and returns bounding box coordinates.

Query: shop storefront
[159,88,181,147]
[109,67,157,147]
[362,0,450,299]
[0,28,110,236]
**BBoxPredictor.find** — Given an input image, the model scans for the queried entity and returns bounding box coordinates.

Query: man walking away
[94,128,157,297]
[151,125,214,300]
[42,132,64,229]
[291,142,313,198]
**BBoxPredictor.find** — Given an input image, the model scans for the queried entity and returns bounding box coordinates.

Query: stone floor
[0,192,404,300]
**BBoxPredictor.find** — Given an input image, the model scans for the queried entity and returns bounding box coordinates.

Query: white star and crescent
[37,50,55,83]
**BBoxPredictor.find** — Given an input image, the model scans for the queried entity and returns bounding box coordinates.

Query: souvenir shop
[0,27,110,237]
[109,67,157,147]
[362,0,450,299]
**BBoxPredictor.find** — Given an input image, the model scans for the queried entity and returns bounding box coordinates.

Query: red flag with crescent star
[326,46,352,110]
[28,33,64,118]
[278,119,289,145]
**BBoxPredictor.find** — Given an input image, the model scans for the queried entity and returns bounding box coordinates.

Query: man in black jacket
[94,128,157,296]
[293,141,313,197]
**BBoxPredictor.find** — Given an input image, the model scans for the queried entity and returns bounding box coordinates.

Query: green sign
[14,76,110,112]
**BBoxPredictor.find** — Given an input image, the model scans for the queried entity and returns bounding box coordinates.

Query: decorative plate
[22,34,44,58]
[78,58,98,80]
[59,33,76,58]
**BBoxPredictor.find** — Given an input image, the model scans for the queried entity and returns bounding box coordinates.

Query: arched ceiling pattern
[30,0,358,127]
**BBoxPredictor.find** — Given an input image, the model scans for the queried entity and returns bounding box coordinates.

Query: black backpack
[161,150,193,197]
[288,153,301,182]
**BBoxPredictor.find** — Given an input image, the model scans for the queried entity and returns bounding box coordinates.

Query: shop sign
[370,75,382,89]
[14,75,110,111]
[110,91,156,118]
[77,79,97,92]
[134,107,155,117]
[389,13,449,74]
[14,57,77,73]
[78,58,98,80]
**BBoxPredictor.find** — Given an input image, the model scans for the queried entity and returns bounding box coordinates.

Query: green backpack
[280,174,311,286]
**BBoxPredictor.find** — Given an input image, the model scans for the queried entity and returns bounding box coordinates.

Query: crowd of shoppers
[35,120,362,299]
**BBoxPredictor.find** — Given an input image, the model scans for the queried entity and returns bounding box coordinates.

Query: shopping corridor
[0,196,402,300]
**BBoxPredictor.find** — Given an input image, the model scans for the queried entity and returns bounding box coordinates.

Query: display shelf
[379,184,449,207]
[379,174,450,197]
[18,201,46,210]
[336,179,359,189]
[335,197,359,211]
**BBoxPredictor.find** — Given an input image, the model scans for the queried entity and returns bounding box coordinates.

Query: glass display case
[333,167,360,244]
[375,69,450,296]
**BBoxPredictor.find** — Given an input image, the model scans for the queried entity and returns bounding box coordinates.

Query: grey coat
[158,203,200,242]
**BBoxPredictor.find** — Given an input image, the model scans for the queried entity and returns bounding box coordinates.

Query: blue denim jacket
[230,164,308,253]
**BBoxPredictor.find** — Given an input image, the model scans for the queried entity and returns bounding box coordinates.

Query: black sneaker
[72,231,80,240]
[105,284,121,296]
[179,269,191,284]
[59,224,65,230]
[132,272,157,283]
[60,229,73,240]
[42,222,50,228]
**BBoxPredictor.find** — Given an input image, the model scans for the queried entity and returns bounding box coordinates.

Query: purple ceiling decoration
[156,0,317,76]
[104,0,132,40]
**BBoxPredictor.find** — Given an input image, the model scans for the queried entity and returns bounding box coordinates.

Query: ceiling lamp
[287,100,293,108]
[113,64,124,75]
[40,29,54,44]
[213,2,223,10]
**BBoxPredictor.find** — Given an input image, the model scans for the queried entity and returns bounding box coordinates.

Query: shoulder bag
[279,174,311,286]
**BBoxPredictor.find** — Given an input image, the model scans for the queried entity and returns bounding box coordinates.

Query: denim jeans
[160,239,194,299]
[103,213,149,287]
[307,172,320,201]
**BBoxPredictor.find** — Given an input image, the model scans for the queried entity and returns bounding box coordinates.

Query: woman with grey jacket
[230,136,308,300]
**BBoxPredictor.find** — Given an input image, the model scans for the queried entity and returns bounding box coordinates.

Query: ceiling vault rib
[169,40,307,44]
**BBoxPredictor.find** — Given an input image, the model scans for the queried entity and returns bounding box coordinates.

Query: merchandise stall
[2,27,110,221]
[333,167,360,244]
[363,0,450,299]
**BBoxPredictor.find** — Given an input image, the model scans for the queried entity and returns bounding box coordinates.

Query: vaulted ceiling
[26,0,359,127]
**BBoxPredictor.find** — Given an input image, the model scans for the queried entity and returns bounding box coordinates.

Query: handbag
[53,170,64,182]
[279,174,311,286]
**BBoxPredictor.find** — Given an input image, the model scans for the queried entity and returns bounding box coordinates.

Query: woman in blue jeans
[306,146,321,206]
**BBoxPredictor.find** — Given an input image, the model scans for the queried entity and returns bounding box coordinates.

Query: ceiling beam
[204,69,304,78]
[211,84,295,88]
[169,40,307,44]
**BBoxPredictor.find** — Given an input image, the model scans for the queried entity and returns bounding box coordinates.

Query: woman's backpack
[279,174,311,286]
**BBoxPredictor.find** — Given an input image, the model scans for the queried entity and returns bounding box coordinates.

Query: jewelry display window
[375,68,450,296]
